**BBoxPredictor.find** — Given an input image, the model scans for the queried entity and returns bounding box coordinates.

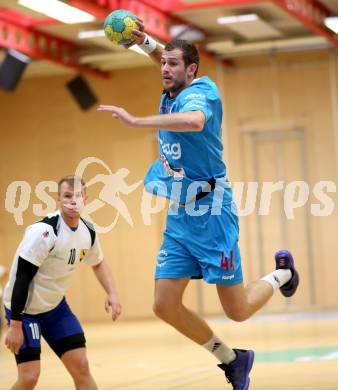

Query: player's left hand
[105,293,122,321]
[124,18,145,49]
[97,105,137,127]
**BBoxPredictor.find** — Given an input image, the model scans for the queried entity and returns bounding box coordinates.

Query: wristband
[138,34,157,54]
[10,312,23,321]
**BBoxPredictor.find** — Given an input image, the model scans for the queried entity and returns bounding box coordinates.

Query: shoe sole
[282,269,299,297]
[244,350,255,390]
[275,250,299,298]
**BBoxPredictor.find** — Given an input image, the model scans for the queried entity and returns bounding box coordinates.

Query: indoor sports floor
[1,311,338,389]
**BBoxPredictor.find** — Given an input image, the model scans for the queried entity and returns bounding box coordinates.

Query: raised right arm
[128,19,164,66]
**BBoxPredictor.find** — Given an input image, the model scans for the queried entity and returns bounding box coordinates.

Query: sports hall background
[1,50,337,321]
[0,1,338,388]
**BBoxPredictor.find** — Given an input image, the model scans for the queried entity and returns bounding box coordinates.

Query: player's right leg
[5,308,42,390]
[154,207,240,370]
[11,361,41,390]
[153,209,214,344]
[154,277,214,344]
[154,212,236,365]
[154,275,239,370]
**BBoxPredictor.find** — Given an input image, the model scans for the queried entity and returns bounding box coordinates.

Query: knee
[20,369,40,389]
[226,310,250,322]
[73,357,91,381]
[153,300,178,323]
[153,300,169,320]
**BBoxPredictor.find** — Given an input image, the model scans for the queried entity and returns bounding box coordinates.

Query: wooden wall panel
[1,53,337,321]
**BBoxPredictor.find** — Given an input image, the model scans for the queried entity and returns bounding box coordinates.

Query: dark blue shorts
[5,298,85,363]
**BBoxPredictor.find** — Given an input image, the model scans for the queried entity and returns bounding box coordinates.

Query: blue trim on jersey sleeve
[178,89,212,122]
[177,77,219,122]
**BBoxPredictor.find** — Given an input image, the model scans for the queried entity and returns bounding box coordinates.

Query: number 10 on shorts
[29,322,40,340]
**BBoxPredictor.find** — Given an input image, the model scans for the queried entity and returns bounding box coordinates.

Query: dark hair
[164,39,200,77]
[58,175,86,193]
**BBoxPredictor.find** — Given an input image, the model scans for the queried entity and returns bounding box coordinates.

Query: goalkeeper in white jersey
[3,175,121,390]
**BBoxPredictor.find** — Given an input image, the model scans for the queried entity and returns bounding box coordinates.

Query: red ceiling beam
[72,0,172,41]
[118,0,172,41]
[0,0,210,76]
[79,0,207,42]
[2,0,335,76]
[136,0,264,12]
[0,17,109,78]
[69,0,109,19]
[0,8,59,28]
[76,0,338,49]
[271,0,338,47]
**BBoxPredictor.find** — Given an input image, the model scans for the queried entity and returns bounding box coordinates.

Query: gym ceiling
[0,0,338,78]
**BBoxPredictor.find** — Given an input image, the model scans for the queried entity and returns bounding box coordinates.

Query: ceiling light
[77,29,160,57]
[128,46,148,56]
[18,0,95,24]
[170,25,205,41]
[77,30,147,55]
[78,30,105,39]
[217,14,258,25]
[324,17,338,34]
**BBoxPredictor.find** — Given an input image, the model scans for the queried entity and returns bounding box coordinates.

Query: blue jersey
[144,76,230,204]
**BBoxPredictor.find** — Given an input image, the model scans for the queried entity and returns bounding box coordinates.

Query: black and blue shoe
[218,349,254,390]
[275,250,299,297]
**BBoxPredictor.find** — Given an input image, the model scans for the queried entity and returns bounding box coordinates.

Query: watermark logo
[75,157,142,233]
[4,157,337,233]
[5,157,142,233]
[232,180,336,219]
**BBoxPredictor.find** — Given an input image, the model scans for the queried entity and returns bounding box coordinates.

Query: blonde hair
[58,175,86,194]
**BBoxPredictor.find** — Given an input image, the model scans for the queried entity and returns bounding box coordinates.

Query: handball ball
[103,9,138,45]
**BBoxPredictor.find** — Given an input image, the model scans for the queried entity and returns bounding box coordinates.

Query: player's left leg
[216,249,299,322]
[214,253,298,390]
[61,348,98,390]
[187,203,299,389]
[217,280,273,322]
[198,202,299,321]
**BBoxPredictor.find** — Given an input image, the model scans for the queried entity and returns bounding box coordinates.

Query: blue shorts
[155,201,243,285]
[5,298,85,363]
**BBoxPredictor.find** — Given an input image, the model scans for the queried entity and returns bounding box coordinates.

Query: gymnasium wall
[0,50,337,321]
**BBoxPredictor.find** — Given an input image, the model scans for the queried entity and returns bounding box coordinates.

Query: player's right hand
[124,18,145,48]
[5,321,24,354]
[97,105,137,127]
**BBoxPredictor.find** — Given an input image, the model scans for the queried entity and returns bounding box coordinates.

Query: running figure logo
[75,157,142,233]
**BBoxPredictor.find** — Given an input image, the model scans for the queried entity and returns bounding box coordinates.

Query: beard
[164,79,186,95]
